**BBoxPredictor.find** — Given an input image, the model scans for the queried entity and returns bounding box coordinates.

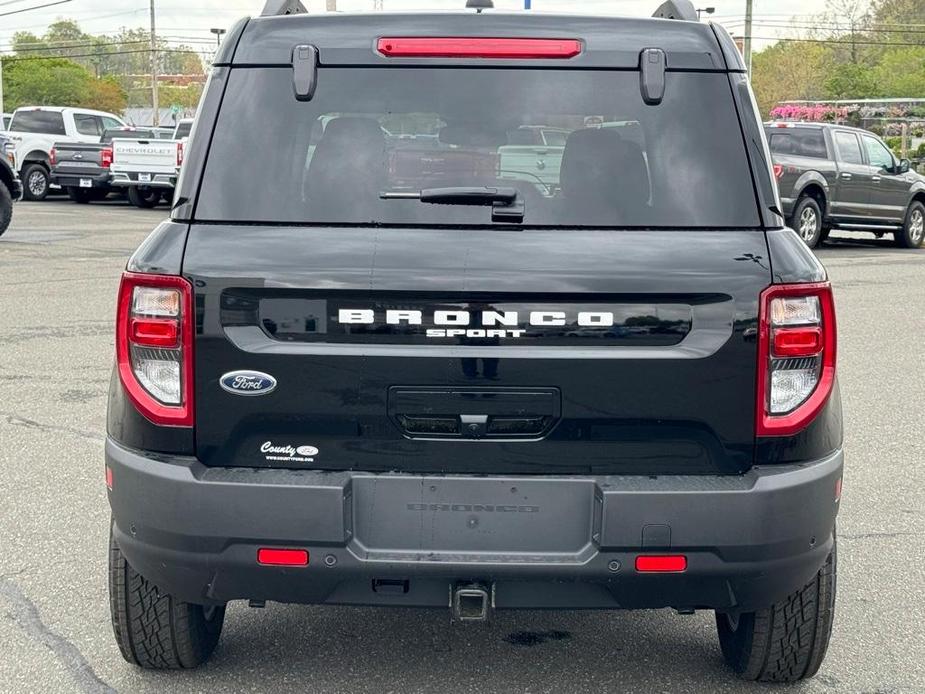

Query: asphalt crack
[0,577,116,694]
[1,412,105,442]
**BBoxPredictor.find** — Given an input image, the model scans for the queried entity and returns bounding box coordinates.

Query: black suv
[767,122,925,249]
[106,1,843,683]
[1,134,23,236]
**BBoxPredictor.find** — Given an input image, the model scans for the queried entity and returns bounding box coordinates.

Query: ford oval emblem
[220,371,277,396]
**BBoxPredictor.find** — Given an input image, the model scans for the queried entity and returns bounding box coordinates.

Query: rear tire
[790,196,823,249]
[896,200,925,249]
[21,163,50,201]
[0,181,12,236]
[128,186,160,209]
[109,524,225,669]
[716,537,836,683]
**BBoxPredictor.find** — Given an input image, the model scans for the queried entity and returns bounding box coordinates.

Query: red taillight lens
[101,147,113,169]
[377,37,582,59]
[257,548,309,566]
[772,326,823,357]
[757,282,836,437]
[773,164,784,179]
[636,555,687,573]
[49,148,57,166]
[116,272,194,427]
[177,142,184,167]
[130,317,179,347]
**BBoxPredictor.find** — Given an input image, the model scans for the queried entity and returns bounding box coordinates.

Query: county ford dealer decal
[260,442,319,463]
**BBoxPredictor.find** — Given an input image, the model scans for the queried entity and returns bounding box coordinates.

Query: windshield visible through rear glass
[196,68,760,227]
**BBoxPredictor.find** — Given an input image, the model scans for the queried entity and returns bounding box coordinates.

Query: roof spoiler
[652,0,698,21]
[261,0,307,16]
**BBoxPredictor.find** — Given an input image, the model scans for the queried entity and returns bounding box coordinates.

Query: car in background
[50,127,173,204]
[1,133,23,236]
[767,122,925,249]
[5,106,126,201]
[110,118,194,208]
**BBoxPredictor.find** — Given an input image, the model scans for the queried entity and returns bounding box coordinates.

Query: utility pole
[150,0,159,126]
[743,0,753,75]
[0,57,4,119]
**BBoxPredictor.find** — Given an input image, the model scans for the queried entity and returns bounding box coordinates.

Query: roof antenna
[466,0,493,13]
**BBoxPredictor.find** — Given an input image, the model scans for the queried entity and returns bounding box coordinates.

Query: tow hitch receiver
[452,583,492,622]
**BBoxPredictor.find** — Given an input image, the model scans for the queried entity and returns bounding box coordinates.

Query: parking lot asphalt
[0,199,923,694]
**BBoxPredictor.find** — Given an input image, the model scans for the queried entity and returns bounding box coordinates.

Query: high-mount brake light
[757,282,837,437]
[377,37,582,59]
[101,147,113,169]
[116,272,194,426]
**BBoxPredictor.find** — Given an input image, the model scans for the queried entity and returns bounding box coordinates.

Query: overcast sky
[0,0,836,55]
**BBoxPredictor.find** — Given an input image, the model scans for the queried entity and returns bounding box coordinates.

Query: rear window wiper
[381,186,525,223]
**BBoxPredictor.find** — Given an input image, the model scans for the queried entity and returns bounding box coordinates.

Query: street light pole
[210,28,226,47]
[743,0,753,75]
[150,0,159,126]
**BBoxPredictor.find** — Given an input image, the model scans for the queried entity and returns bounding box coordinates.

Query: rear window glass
[174,122,193,139]
[834,132,863,165]
[102,129,155,142]
[10,110,65,136]
[197,68,760,227]
[767,129,828,159]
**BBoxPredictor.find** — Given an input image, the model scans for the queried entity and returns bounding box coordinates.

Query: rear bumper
[50,172,111,188]
[107,439,842,612]
[110,171,177,188]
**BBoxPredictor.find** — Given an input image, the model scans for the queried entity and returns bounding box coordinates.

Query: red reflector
[130,317,179,347]
[773,164,784,179]
[105,466,113,490]
[635,555,687,573]
[772,326,823,357]
[377,37,582,59]
[257,548,309,566]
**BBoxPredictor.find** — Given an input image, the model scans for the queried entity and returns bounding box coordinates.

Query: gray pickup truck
[50,127,174,204]
[767,122,925,249]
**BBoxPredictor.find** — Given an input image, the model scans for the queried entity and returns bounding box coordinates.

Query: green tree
[824,63,878,99]
[752,41,834,116]
[870,47,925,97]
[0,56,126,113]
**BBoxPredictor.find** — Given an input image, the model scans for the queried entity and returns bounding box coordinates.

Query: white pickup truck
[110,119,194,208]
[6,106,126,200]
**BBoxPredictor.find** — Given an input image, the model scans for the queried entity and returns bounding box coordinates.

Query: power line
[0,0,71,17]
[2,48,201,61]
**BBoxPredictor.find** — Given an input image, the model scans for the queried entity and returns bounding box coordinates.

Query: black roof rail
[652,0,698,21]
[261,0,307,16]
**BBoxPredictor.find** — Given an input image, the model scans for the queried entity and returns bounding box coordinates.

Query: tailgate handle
[389,387,560,440]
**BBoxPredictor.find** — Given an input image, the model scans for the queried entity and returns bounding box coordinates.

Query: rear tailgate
[112,139,179,174]
[53,142,105,174]
[186,226,770,475]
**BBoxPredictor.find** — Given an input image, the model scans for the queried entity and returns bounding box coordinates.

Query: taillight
[49,148,57,166]
[757,282,836,436]
[101,147,113,169]
[177,142,184,167]
[116,272,194,426]
[773,164,784,179]
[377,37,582,59]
